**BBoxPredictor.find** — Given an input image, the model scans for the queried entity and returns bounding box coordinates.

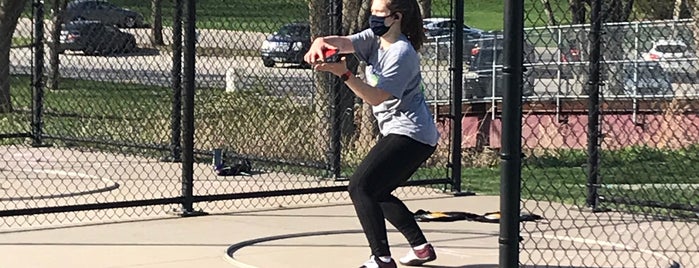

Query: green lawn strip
[104,0,569,32]
[11,37,33,47]
[4,75,697,215]
[5,75,325,171]
[459,162,697,209]
[599,185,699,219]
[22,0,658,33]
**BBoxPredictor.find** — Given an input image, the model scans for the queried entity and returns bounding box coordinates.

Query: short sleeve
[375,48,417,98]
[349,29,378,63]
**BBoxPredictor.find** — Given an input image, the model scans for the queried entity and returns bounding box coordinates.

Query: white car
[641,40,693,73]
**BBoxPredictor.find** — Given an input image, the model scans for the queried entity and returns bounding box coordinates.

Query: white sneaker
[399,244,437,266]
[359,255,397,268]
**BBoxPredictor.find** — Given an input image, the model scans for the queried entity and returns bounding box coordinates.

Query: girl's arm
[304,36,355,63]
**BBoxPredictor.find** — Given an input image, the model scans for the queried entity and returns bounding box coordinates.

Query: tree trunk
[569,0,587,24]
[343,0,370,35]
[674,0,686,19]
[602,0,634,61]
[541,0,558,25]
[340,0,376,152]
[0,0,28,113]
[309,0,333,156]
[150,0,164,46]
[418,0,431,19]
[48,0,66,91]
[600,0,634,94]
[693,0,699,59]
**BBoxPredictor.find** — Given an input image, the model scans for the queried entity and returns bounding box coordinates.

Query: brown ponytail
[388,0,426,51]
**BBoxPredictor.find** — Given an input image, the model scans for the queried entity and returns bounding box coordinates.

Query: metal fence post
[450,0,465,195]
[500,0,523,266]
[31,0,45,147]
[180,0,197,215]
[166,0,183,163]
[586,0,603,210]
[329,0,342,178]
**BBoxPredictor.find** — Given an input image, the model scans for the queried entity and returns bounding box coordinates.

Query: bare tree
[418,0,431,19]
[569,0,588,24]
[542,0,558,25]
[0,0,28,113]
[601,0,634,61]
[150,0,164,46]
[693,0,699,59]
[308,0,334,151]
[48,0,67,91]
[340,0,376,149]
[670,0,687,37]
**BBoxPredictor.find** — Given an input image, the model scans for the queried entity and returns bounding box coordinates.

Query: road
[13,46,698,102]
[9,46,316,96]
[9,17,699,101]
[11,17,576,100]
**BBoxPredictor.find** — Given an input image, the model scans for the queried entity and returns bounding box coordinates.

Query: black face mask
[369,14,392,36]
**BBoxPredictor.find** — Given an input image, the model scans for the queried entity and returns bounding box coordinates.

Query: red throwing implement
[322,48,340,63]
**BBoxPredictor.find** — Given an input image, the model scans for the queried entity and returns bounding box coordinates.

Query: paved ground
[1,194,697,268]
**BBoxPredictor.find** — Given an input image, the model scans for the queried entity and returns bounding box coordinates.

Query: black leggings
[347,134,436,257]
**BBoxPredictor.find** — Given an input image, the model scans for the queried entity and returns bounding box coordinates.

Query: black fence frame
[0,0,458,217]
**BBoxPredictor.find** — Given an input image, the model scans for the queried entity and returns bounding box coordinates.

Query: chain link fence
[2,0,697,267]
[0,0,453,229]
[518,0,699,267]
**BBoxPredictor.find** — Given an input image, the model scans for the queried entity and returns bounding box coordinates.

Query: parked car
[559,45,581,63]
[641,39,693,74]
[260,22,311,68]
[59,20,137,55]
[422,17,484,41]
[420,33,479,62]
[607,61,674,96]
[464,35,536,98]
[63,0,146,28]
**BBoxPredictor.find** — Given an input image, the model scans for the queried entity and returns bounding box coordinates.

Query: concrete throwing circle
[0,168,119,201]
[224,229,683,268]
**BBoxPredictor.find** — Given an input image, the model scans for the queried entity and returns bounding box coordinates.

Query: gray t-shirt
[349,29,439,146]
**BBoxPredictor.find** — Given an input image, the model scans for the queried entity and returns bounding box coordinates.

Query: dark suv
[59,20,137,55]
[260,22,311,68]
[464,35,536,98]
[64,0,146,28]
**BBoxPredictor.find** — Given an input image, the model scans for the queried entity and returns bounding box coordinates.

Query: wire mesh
[1,0,452,229]
[520,1,698,267]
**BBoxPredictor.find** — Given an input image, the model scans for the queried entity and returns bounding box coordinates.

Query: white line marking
[530,233,675,263]
[1,168,119,201]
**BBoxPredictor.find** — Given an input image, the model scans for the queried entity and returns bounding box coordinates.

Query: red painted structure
[434,99,699,150]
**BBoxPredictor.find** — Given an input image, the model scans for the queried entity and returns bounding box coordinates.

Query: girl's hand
[312,57,348,77]
[304,37,339,64]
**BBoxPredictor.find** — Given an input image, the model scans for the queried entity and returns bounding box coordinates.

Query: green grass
[11,37,33,47]
[24,0,658,32]
[453,147,699,218]
[4,77,697,219]
[3,75,324,165]
[111,0,309,33]
[101,0,573,32]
